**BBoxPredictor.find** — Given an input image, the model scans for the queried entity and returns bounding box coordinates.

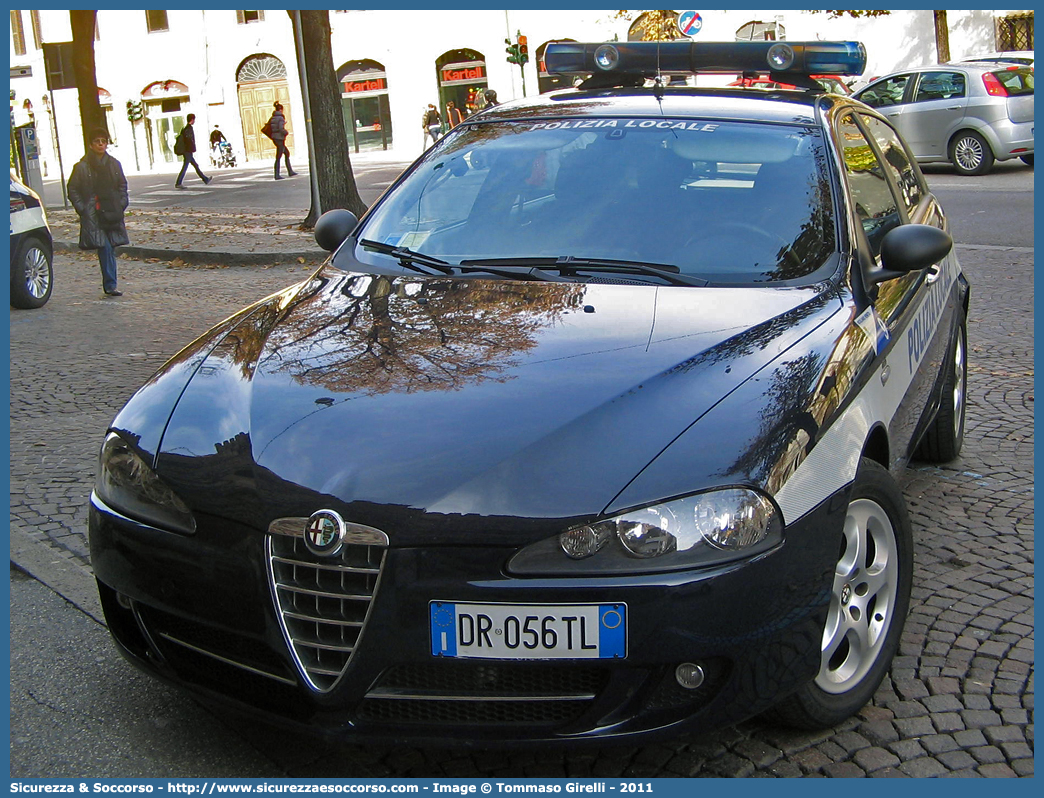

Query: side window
[857,74,911,108]
[860,115,922,216]
[913,71,966,102]
[837,114,901,259]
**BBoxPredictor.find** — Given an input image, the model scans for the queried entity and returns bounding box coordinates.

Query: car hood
[121,267,840,539]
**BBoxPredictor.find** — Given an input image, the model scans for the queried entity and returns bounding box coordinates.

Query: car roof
[469,87,824,127]
[873,61,1030,77]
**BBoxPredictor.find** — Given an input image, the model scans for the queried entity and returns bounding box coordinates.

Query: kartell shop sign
[441,61,486,86]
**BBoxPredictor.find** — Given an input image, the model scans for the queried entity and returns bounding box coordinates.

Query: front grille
[266,533,386,692]
[356,661,610,727]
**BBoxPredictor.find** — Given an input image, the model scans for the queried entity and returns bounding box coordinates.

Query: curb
[10,526,104,625]
[54,240,327,267]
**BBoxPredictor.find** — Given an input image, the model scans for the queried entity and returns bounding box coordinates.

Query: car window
[990,66,1034,95]
[913,71,966,102]
[354,119,837,283]
[860,114,923,215]
[837,114,902,259]
[857,74,911,107]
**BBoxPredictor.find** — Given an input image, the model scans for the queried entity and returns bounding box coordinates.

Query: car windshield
[351,118,837,284]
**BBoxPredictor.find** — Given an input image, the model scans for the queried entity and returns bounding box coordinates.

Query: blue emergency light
[544,40,867,79]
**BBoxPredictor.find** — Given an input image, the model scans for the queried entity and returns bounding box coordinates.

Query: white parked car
[9,173,53,309]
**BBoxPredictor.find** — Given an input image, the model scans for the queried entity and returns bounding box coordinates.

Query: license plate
[429,602,626,660]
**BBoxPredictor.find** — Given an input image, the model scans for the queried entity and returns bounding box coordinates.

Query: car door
[900,70,969,157]
[835,110,958,466]
[855,73,915,141]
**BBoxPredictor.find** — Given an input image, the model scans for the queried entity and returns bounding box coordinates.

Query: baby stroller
[210,140,237,169]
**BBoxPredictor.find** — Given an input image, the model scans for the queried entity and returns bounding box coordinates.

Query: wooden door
[238,80,292,162]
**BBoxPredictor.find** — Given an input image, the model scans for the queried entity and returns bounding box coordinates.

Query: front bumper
[88,489,847,746]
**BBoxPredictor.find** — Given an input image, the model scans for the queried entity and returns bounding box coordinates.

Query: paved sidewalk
[45,148,417,266]
[48,206,327,266]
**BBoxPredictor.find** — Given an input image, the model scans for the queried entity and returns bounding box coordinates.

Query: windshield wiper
[358,239,455,275]
[459,256,708,287]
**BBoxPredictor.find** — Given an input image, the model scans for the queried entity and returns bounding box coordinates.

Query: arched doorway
[735,20,786,41]
[236,54,292,162]
[436,49,488,128]
[141,79,190,166]
[337,58,393,152]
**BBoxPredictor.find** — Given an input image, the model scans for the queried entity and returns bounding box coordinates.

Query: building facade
[9,9,1032,180]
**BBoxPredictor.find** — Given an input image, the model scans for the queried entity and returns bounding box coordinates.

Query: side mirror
[871,224,953,284]
[314,209,359,252]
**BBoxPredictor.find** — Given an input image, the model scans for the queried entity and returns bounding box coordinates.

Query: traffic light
[517,34,529,65]
[505,37,519,65]
[126,100,143,122]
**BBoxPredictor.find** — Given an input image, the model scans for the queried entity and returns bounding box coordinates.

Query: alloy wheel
[952,332,965,439]
[815,497,900,694]
[954,136,984,172]
[24,245,51,299]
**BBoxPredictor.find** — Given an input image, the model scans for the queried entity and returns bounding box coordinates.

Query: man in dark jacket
[174,113,212,188]
[68,128,129,296]
[267,102,296,180]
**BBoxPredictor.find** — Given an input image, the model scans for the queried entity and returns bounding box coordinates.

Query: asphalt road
[10,161,1034,778]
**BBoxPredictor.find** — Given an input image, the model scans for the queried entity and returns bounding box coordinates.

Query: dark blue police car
[89,41,969,745]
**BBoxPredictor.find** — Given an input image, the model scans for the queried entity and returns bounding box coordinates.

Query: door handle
[946,105,961,110]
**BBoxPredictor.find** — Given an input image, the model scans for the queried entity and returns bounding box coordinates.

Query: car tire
[769,458,913,730]
[1020,154,1034,167]
[10,235,53,309]
[914,310,967,462]
[949,131,995,176]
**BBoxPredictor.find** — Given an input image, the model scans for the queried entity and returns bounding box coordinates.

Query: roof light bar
[545,41,867,78]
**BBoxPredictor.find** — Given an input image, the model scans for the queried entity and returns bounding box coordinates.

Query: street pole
[47,89,68,208]
[292,10,321,217]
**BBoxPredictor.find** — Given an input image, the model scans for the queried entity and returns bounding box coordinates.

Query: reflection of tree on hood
[254,272,585,396]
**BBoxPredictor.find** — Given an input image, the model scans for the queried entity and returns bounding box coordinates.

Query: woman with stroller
[209,125,237,168]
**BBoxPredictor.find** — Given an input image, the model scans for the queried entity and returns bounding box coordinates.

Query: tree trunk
[934,10,951,63]
[70,10,105,151]
[288,11,366,228]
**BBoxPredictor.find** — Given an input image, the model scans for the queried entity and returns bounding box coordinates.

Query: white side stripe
[775,253,961,525]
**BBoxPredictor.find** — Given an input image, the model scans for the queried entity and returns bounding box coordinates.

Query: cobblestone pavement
[9,237,1032,777]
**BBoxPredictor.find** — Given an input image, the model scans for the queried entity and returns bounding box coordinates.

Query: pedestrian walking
[266,102,296,180]
[174,113,212,188]
[422,103,442,148]
[68,128,129,297]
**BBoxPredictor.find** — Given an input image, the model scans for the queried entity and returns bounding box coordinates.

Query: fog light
[675,662,706,689]
[594,44,620,71]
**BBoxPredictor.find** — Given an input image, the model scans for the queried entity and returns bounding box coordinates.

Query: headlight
[508,489,782,576]
[95,432,196,534]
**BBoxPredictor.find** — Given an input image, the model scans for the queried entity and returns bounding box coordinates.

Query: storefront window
[436,49,488,130]
[338,59,393,152]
